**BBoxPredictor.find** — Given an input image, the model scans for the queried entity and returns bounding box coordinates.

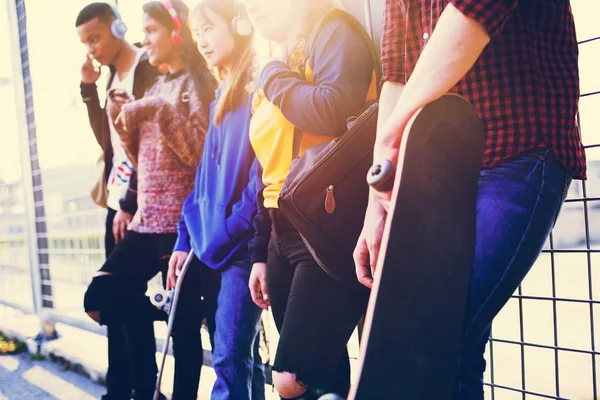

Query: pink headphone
[160,0,182,46]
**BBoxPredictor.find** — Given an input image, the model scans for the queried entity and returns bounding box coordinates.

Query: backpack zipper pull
[325,185,336,214]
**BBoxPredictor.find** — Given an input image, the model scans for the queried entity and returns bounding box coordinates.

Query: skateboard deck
[154,251,195,400]
[349,94,484,400]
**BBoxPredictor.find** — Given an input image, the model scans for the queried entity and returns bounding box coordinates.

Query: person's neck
[221,62,233,75]
[166,57,186,75]
[282,21,305,50]
[112,42,138,79]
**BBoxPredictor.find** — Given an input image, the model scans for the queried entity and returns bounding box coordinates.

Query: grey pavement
[0,305,281,400]
[0,351,105,400]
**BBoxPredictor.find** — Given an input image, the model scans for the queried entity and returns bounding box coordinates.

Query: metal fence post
[6,0,56,342]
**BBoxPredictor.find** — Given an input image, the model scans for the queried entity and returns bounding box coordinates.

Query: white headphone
[105,2,128,40]
[231,2,252,37]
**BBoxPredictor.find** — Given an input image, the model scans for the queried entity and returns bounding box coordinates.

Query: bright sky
[0,0,599,184]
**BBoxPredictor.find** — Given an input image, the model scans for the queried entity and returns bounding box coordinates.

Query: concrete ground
[0,351,105,400]
[0,305,280,400]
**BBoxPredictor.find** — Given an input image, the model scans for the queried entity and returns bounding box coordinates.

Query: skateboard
[347,94,485,399]
[153,251,196,400]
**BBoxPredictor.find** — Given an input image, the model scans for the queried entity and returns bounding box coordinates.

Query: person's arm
[118,170,138,215]
[259,18,374,135]
[377,82,405,132]
[119,80,209,169]
[80,82,109,149]
[249,163,270,264]
[80,57,109,148]
[117,58,155,216]
[226,157,261,239]
[157,86,209,169]
[169,187,194,290]
[173,188,195,254]
[354,1,515,285]
[376,2,515,162]
[112,103,140,169]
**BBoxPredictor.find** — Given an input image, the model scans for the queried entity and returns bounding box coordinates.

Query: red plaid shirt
[381,0,587,179]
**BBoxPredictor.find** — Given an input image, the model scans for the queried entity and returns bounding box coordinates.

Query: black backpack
[278,8,380,290]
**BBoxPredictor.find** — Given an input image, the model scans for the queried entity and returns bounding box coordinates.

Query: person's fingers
[369,240,380,280]
[166,271,176,290]
[112,96,128,106]
[354,237,373,289]
[112,219,119,245]
[357,267,373,289]
[175,255,185,272]
[168,255,176,271]
[114,112,127,130]
[82,57,94,69]
[259,275,270,306]
[250,277,268,309]
[374,191,392,213]
[249,278,262,307]
[118,220,127,243]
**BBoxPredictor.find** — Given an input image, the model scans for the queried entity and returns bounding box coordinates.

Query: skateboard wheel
[367,160,395,192]
[150,289,174,314]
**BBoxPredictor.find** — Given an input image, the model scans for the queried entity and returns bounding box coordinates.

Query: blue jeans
[202,261,265,400]
[455,148,572,399]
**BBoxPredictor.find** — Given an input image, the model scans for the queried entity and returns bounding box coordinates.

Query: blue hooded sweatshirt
[174,83,260,270]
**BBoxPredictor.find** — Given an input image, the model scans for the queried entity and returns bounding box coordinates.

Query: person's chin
[206,58,220,69]
[148,55,162,67]
[94,56,108,66]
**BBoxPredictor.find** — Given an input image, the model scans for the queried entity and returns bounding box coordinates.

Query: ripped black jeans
[267,209,369,398]
[84,231,203,400]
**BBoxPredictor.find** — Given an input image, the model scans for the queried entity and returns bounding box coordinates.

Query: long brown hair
[191,0,254,126]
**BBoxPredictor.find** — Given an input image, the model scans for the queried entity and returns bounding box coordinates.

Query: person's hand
[107,89,131,123]
[249,262,270,310]
[353,198,387,289]
[114,110,128,131]
[112,210,132,245]
[81,56,101,85]
[371,108,416,211]
[107,92,131,129]
[106,89,132,121]
[370,147,399,213]
[167,251,188,290]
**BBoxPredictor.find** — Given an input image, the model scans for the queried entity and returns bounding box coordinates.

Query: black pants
[105,208,117,258]
[85,231,204,400]
[267,209,370,397]
[104,208,132,399]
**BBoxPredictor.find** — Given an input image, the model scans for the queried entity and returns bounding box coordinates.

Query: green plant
[0,332,26,355]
